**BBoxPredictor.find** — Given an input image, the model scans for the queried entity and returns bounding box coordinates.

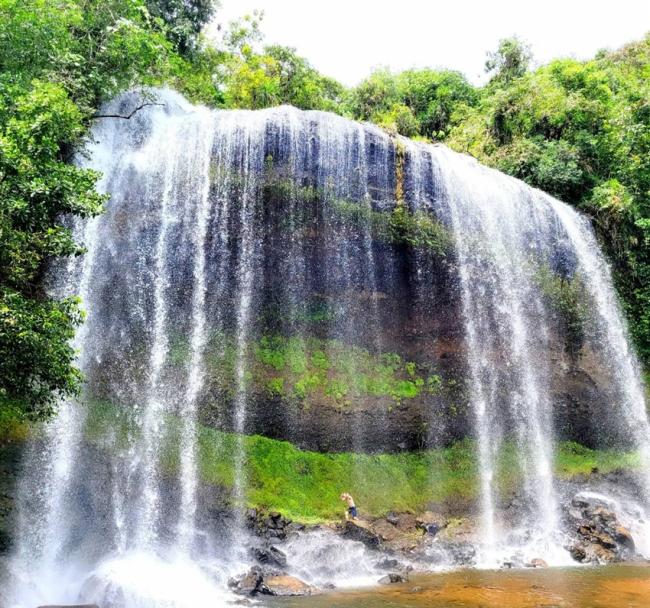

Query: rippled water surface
[263,564,650,608]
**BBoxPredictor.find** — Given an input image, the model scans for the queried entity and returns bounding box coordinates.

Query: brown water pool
[262,564,650,607]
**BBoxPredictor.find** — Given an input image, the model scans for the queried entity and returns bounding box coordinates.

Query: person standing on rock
[340,492,357,520]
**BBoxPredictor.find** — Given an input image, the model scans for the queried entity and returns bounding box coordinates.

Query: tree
[146,0,219,54]
[0,81,106,419]
[346,69,400,122]
[219,16,344,111]
[396,69,477,139]
[265,45,344,111]
[485,37,532,83]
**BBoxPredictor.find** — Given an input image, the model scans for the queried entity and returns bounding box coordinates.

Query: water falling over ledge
[6,88,650,606]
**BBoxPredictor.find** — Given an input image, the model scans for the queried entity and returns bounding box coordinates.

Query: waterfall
[175,112,215,551]
[424,146,565,564]
[7,89,649,606]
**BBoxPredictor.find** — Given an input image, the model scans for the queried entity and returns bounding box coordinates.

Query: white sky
[214,0,650,85]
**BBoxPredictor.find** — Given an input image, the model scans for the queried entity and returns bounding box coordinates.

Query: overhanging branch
[91,102,164,120]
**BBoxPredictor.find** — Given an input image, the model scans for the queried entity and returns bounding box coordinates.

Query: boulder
[386,513,400,526]
[526,558,548,568]
[247,509,291,541]
[341,520,381,549]
[229,567,264,595]
[251,545,287,568]
[565,492,637,564]
[259,575,318,596]
[378,572,409,584]
[613,525,635,551]
[415,514,446,537]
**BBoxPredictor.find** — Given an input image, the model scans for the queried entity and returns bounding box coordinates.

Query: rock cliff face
[0,443,20,555]
[74,93,623,454]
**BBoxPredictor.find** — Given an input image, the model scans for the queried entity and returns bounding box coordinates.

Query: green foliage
[346,68,477,140]
[0,396,30,444]
[345,68,400,122]
[2,0,649,426]
[146,0,217,54]
[0,291,83,417]
[556,441,641,477]
[250,335,440,407]
[332,199,453,256]
[533,264,588,353]
[85,399,642,522]
[342,36,650,366]
[485,37,532,84]
[0,0,225,420]
[219,14,344,111]
[0,78,105,418]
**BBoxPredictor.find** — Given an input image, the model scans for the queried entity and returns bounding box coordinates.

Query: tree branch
[91,102,164,120]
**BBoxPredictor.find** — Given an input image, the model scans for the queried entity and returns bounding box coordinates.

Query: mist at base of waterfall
[8,550,239,608]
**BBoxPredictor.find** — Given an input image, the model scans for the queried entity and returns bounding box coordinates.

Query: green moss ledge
[82,400,641,523]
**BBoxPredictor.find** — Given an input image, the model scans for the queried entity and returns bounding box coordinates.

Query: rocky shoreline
[227,485,649,598]
[1,439,648,605]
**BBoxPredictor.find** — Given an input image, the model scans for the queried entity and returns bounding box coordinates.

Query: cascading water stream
[217,111,267,555]
[426,146,568,564]
[550,200,650,553]
[6,90,649,607]
[135,119,177,549]
[176,112,216,552]
[10,117,118,601]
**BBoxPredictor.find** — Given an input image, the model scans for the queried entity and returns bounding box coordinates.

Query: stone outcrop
[566,493,638,564]
[229,567,317,597]
[259,575,319,596]
[378,572,409,584]
[340,520,383,549]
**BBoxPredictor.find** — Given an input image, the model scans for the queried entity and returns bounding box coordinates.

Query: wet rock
[230,566,318,597]
[251,545,288,568]
[565,492,637,564]
[247,509,292,541]
[378,572,409,584]
[445,541,477,566]
[421,523,441,536]
[341,520,381,549]
[415,514,446,537]
[386,513,400,526]
[259,575,318,596]
[526,558,548,568]
[501,553,526,569]
[613,525,635,551]
[0,443,21,555]
[229,567,264,595]
[268,512,283,528]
